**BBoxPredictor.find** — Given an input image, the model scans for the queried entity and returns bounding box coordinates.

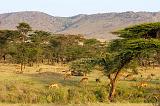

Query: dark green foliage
[84,38,100,45]
[105,32,160,75]
[113,22,160,39]
[104,23,160,74]
[0,30,19,61]
[0,23,106,67]
[0,30,19,46]
[29,30,51,44]
[16,22,32,34]
[48,35,105,63]
[69,58,97,76]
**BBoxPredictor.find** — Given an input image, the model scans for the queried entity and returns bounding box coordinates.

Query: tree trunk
[156,30,160,38]
[24,63,25,69]
[47,59,50,64]
[109,80,116,102]
[36,54,40,67]
[108,71,121,102]
[20,62,23,73]
[2,55,5,61]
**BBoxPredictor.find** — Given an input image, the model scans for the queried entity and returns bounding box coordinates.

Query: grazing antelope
[36,68,43,73]
[146,73,155,81]
[48,83,59,89]
[15,64,23,74]
[62,70,71,80]
[15,64,20,68]
[146,75,152,81]
[80,77,88,83]
[64,73,71,80]
[124,74,133,80]
[137,81,148,88]
[151,73,155,77]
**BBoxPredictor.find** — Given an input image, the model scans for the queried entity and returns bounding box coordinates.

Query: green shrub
[67,87,97,104]
[94,86,109,103]
[45,88,68,104]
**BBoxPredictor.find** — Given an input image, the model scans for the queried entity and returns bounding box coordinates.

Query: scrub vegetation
[0,22,160,105]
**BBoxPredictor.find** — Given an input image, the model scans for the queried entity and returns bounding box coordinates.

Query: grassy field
[0,63,159,105]
[0,103,155,106]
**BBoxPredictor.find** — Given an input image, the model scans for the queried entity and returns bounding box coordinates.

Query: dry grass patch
[0,103,155,106]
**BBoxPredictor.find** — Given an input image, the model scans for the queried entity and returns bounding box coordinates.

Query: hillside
[1,11,160,40]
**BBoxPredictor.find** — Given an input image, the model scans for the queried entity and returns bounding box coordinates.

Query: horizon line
[0,10,160,17]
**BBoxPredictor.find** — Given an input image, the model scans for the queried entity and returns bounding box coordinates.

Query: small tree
[0,30,19,61]
[16,22,32,72]
[70,58,96,76]
[16,22,32,42]
[101,22,160,102]
[29,30,51,65]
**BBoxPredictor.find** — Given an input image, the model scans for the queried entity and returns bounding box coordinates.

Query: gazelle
[48,83,59,89]
[137,81,148,88]
[80,77,88,83]
[15,64,23,74]
[36,68,43,73]
[63,70,72,80]
[64,73,71,80]
[124,74,133,80]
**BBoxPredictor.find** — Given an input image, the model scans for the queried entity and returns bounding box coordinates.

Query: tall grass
[0,80,159,104]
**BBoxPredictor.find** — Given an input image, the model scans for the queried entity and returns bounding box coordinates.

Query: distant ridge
[0,11,160,40]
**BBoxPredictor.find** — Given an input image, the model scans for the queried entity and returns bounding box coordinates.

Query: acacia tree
[69,58,96,76]
[29,30,51,65]
[0,30,19,61]
[101,22,160,102]
[16,22,32,42]
[48,35,85,63]
[46,34,106,65]
[16,22,32,72]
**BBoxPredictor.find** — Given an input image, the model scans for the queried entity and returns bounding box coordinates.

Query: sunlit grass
[0,63,159,104]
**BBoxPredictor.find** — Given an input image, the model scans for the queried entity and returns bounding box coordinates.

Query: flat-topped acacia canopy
[113,22,160,39]
[104,22,160,102]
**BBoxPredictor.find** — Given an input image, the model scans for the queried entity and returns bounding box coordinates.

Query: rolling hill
[0,11,160,40]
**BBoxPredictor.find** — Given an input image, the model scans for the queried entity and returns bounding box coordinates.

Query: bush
[94,86,109,103]
[67,87,97,104]
[45,88,68,104]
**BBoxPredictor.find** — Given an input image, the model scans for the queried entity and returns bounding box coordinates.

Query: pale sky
[0,0,160,17]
